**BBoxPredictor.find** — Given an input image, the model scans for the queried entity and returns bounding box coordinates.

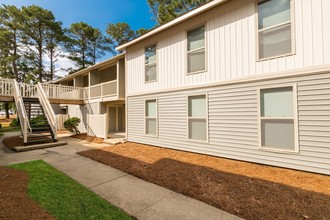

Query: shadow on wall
[78,149,330,220]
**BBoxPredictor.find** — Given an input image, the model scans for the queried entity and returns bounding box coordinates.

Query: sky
[0,0,157,76]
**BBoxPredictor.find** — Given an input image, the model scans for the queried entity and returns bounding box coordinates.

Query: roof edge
[116,0,229,51]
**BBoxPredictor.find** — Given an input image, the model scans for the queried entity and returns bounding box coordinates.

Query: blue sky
[0,0,157,76]
[0,0,156,31]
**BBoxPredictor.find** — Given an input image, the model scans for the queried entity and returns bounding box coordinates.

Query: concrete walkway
[0,132,241,220]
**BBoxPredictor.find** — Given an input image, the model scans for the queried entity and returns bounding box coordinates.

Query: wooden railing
[0,78,13,96]
[90,80,117,99]
[12,79,31,143]
[41,83,87,100]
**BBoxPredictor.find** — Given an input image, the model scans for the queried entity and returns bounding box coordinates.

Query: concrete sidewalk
[0,133,241,220]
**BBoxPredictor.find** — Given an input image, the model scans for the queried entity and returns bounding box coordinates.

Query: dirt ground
[73,133,104,144]
[0,115,17,127]
[79,142,330,220]
[3,136,24,150]
[0,167,55,220]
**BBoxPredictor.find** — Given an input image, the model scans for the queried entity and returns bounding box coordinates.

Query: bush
[64,117,81,134]
[30,115,48,126]
[10,118,20,127]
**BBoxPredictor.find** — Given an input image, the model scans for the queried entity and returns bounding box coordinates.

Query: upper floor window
[187,25,206,74]
[258,0,292,59]
[145,45,157,82]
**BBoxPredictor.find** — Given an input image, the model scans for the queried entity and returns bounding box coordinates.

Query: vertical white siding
[126,0,330,96]
[127,72,330,175]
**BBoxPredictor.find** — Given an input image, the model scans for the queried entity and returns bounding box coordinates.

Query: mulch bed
[79,142,330,220]
[72,133,104,144]
[3,136,24,150]
[0,167,55,220]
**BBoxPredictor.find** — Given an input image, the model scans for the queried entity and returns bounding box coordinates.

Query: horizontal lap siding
[127,72,330,174]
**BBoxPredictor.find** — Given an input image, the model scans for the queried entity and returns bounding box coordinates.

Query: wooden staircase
[23,97,57,145]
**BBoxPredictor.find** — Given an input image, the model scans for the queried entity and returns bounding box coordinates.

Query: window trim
[186,24,208,75]
[144,98,158,137]
[256,0,296,61]
[257,83,299,154]
[186,93,209,143]
[144,44,158,83]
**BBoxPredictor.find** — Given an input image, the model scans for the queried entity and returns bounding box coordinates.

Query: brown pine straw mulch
[72,133,104,144]
[0,167,55,220]
[79,142,330,220]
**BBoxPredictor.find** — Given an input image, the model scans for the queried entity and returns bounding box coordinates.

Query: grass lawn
[9,160,132,220]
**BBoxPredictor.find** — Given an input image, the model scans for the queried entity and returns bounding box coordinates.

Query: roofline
[53,53,125,83]
[116,0,229,51]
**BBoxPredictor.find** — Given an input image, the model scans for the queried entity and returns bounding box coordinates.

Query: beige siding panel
[127,72,330,174]
[126,0,330,96]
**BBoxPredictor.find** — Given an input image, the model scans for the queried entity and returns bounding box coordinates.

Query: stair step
[26,139,56,145]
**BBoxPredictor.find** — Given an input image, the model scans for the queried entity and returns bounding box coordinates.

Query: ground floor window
[188,95,207,141]
[259,86,297,151]
[145,99,157,136]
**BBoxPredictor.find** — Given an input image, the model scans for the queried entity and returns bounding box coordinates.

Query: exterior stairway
[23,97,57,145]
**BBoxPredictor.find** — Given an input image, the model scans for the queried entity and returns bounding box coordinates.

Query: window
[259,86,297,151]
[145,45,157,82]
[258,0,292,59]
[145,99,157,136]
[188,95,207,141]
[187,25,206,73]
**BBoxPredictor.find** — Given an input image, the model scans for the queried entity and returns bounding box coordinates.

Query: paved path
[0,132,241,220]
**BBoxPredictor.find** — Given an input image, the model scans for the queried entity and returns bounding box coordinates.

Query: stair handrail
[12,79,32,143]
[36,82,57,140]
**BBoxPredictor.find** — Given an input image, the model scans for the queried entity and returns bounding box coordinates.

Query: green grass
[9,160,132,220]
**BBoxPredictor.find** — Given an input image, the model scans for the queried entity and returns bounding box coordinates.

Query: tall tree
[136,28,149,37]
[0,5,22,81]
[147,0,210,24]
[65,22,96,70]
[87,28,109,65]
[105,22,136,55]
[45,20,64,81]
[21,5,62,82]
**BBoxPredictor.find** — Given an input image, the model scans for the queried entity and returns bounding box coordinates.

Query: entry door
[118,106,125,132]
[108,107,117,132]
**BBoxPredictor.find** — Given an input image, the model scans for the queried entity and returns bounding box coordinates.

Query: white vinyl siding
[145,45,157,82]
[259,86,297,152]
[187,26,206,74]
[257,0,293,60]
[125,0,330,96]
[188,95,207,141]
[145,99,157,136]
[127,71,330,175]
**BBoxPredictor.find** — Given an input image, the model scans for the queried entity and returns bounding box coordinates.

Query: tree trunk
[50,49,54,81]
[13,30,19,81]
[4,102,10,119]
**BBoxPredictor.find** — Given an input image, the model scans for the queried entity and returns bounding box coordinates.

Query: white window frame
[187,93,209,142]
[186,24,207,75]
[144,44,158,83]
[256,0,296,61]
[144,98,158,137]
[257,84,299,153]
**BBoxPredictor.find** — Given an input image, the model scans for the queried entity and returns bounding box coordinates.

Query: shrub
[10,118,20,127]
[64,117,81,134]
[30,115,48,126]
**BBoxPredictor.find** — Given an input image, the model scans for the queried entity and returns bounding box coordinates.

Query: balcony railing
[89,80,117,99]
[0,78,119,102]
